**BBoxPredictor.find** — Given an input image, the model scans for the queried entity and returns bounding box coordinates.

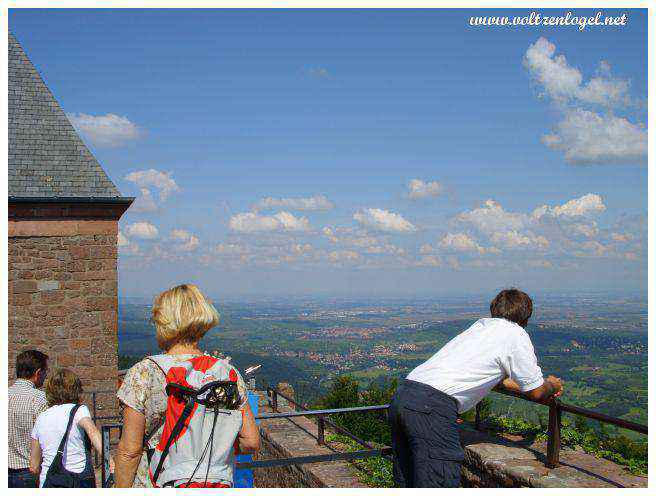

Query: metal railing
[474,386,648,468]
[97,384,647,487]
[99,388,391,487]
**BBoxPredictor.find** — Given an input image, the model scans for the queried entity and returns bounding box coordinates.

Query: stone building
[8,33,133,417]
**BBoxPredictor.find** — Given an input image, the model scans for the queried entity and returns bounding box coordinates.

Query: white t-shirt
[406,318,544,413]
[31,404,92,487]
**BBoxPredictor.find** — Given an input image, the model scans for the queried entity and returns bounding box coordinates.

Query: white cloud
[255,194,334,211]
[566,222,599,238]
[527,260,553,269]
[490,230,549,250]
[125,221,158,240]
[524,37,582,103]
[438,233,499,255]
[407,179,442,200]
[66,113,141,148]
[170,229,199,252]
[353,208,417,233]
[419,243,434,255]
[229,211,312,233]
[305,67,330,78]
[611,232,631,242]
[130,188,159,213]
[541,109,647,165]
[533,193,606,219]
[417,255,442,267]
[118,231,129,247]
[456,200,527,234]
[327,250,360,263]
[524,37,631,108]
[524,37,646,165]
[125,169,180,201]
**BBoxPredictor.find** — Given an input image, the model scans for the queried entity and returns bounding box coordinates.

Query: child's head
[490,288,533,328]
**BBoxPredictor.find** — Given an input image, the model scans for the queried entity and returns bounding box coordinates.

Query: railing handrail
[96,382,647,487]
[489,385,648,434]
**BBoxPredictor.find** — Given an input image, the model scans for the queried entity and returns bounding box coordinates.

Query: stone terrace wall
[251,390,368,488]
[8,219,119,420]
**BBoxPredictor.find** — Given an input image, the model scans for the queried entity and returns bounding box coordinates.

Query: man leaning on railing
[388,288,564,488]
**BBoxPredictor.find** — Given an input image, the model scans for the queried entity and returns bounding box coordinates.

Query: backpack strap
[151,396,196,485]
[55,404,82,467]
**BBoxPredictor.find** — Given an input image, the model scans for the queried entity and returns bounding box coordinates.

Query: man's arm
[500,376,563,402]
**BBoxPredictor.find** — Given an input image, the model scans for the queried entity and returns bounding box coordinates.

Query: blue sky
[10,9,648,298]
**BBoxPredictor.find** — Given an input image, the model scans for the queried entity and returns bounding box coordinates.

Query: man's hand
[545,375,564,398]
[524,375,564,403]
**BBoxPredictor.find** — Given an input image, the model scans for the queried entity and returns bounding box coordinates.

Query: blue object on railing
[233,392,259,488]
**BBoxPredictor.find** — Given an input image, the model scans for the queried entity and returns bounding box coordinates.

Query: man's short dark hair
[490,289,533,327]
[16,350,48,379]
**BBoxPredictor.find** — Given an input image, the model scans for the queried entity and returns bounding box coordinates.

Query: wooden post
[546,401,561,468]
[272,390,278,413]
[317,415,325,445]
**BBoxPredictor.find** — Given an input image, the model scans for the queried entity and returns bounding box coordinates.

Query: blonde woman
[30,368,111,488]
[115,284,260,488]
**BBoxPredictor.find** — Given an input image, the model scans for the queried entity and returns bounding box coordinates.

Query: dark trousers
[388,379,464,488]
[8,468,38,488]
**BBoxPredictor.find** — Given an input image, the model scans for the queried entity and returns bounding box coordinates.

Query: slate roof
[8,33,123,200]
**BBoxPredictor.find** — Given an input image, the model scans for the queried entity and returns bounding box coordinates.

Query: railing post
[475,402,481,430]
[317,415,325,445]
[101,425,111,487]
[546,400,561,468]
[272,389,278,412]
[92,391,97,422]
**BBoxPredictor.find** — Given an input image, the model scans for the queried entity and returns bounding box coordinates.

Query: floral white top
[116,353,248,487]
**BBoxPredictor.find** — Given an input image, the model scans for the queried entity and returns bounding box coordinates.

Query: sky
[9,8,648,298]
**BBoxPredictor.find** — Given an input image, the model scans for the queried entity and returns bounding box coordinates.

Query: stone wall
[8,219,120,420]
[251,389,368,488]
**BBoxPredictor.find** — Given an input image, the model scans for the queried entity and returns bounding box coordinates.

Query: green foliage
[325,433,394,488]
[317,375,396,445]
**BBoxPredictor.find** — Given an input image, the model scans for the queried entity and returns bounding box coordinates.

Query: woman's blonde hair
[152,284,220,350]
[45,368,83,406]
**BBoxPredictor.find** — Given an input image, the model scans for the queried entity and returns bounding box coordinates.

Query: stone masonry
[8,220,120,420]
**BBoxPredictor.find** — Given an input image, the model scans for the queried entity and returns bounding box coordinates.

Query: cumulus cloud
[417,255,443,267]
[541,109,647,165]
[170,229,200,252]
[438,233,499,255]
[254,194,334,212]
[124,221,158,240]
[118,231,129,247]
[533,193,606,219]
[353,208,417,233]
[327,250,360,264]
[524,37,646,165]
[125,169,180,201]
[67,113,141,148]
[456,200,526,234]
[490,230,549,250]
[125,169,181,213]
[524,37,631,108]
[407,179,442,200]
[229,211,312,233]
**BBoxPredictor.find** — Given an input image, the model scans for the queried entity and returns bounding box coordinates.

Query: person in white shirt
[389,289,564,488]
[29,368,114,488]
